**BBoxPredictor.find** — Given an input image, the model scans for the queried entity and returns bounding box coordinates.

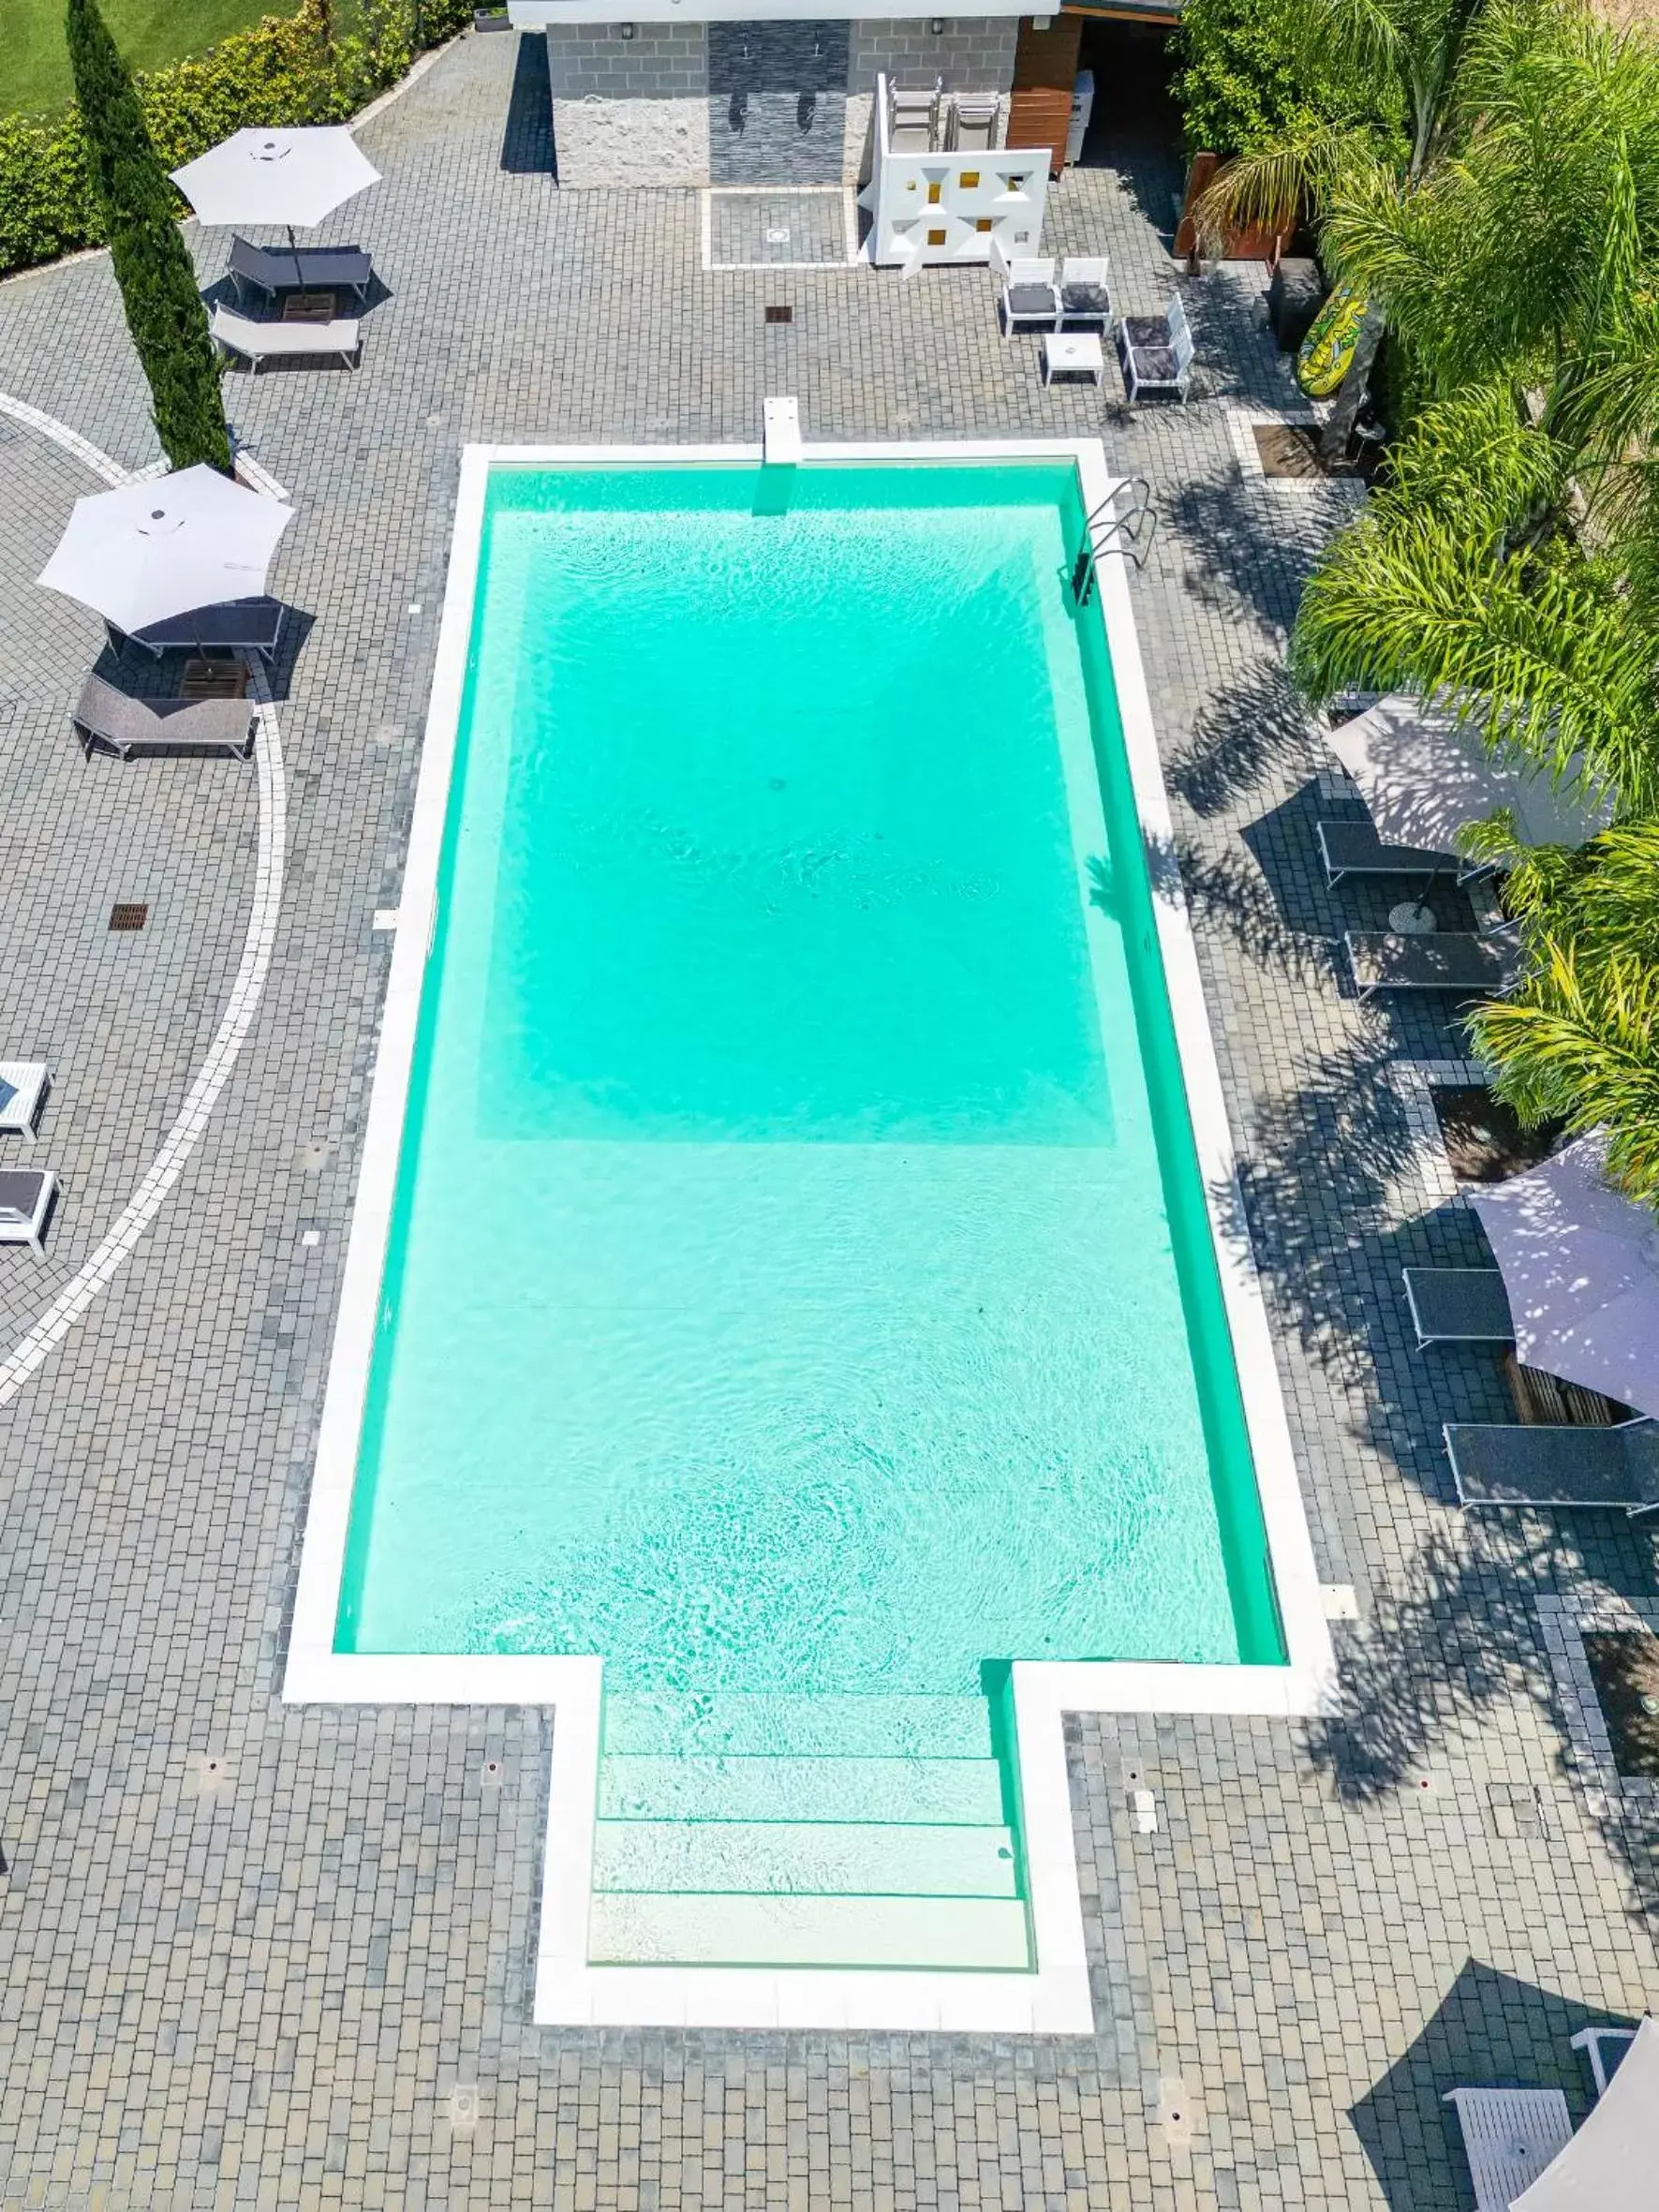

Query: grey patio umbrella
[1513,2015,1659,2210]
[1470,1130,1659,1418]
[37,466,293,637]
[1327,694,1613,854]
[170,126,380,284]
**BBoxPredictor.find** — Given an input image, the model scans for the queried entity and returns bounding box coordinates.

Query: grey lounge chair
[70,673,257,762]
[1118,295,1195,403]
[229,236,373,303]
[0,1167,57,1251]
[1444,1416,1659,1514]
[1315,819,1459,887]
[991,244,1061,337]
[113,595,285,665]
[1344,925,1521,998]
[1403,1268,1514,1347]
[1059,256,1112,331]
[211,304,362,371]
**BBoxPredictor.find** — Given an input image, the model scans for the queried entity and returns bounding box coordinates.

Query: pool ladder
[1071,481,1157,605]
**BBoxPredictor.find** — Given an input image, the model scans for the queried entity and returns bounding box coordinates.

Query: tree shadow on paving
[1164,654,1325,820]
[1163,465,1353,639]
[499,32,555,175]
[1311,1525,1556,1798]
[1205,1029,1429,1385]
[1116,829,1339,986]
[1309,1528,1659,1942]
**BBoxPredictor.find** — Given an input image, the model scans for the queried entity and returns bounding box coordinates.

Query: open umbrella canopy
[37,466,294,635]
[1513,2016,1659,2210]
[170,126,380,230]
[1327,694,1612,854]
[1471,1131,1659,1418]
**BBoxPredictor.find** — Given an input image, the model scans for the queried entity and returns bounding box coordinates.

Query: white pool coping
[284,438,1335,2034]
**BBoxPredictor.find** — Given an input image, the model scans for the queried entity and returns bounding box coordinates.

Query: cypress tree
[66,0,231,472]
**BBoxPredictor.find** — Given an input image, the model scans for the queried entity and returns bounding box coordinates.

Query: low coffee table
[1041,332,1104,388]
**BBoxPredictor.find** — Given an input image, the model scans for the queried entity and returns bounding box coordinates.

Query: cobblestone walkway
[0,30,1653,2209]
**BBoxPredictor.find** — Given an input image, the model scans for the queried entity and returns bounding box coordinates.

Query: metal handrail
[1071,479,1157,603]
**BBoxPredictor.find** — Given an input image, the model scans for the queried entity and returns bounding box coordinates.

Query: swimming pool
[289,443,1327,2019]
[337,462,1279,1683]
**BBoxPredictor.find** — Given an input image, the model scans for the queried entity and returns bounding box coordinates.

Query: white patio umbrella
[1327,693,1613,854]
[1471,1131,1659,1418]
[37,465,294,636]
[170,126,380,282]
[1513,2016,1659,2211]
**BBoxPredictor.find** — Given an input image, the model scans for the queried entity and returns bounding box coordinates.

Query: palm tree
[1467,827,1659,1208]
[1200,0,1574,457]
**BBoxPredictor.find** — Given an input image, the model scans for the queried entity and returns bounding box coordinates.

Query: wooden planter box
[1173,152,1293,262]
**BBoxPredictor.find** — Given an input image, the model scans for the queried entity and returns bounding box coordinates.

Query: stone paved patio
[0,28,1654,2208]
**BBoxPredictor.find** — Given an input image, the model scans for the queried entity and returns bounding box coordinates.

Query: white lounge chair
[1571,2024,1637,2097]
[1443,2087,1574,2212]
[990,242,1060,337]
[211,304,362,371]
[1118,295,1196,403]
[1059,256,1111,330]
[0,1063,50,1136]
[0,1167,58,1251]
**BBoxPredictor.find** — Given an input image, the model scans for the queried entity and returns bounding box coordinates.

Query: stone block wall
[842,19,1019,185]
[545,22,710,186]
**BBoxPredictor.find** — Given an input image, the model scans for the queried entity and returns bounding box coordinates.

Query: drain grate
[108,901,148,932]
[764,304,793,325]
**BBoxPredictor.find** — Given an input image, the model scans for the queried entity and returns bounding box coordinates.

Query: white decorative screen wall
[860,71,1046,269]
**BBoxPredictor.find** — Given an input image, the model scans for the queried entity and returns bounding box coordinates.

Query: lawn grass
[10,0,288,117]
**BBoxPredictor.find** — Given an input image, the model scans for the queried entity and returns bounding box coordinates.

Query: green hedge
[0,0,473,279]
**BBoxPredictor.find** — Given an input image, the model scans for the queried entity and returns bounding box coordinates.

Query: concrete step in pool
[589,1691,1033,1973]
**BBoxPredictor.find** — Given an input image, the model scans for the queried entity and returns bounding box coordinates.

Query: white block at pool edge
[763,396,802,466]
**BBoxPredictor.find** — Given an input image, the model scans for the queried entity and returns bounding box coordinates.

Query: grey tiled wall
[707,21,850,185]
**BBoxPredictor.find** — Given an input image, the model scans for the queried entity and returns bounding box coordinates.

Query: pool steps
[588,1691,1033,1973]
[588,1893,1031,1971]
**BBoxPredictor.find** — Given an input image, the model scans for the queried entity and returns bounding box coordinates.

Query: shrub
[1171,0,1326,160]
[1,0,472,280]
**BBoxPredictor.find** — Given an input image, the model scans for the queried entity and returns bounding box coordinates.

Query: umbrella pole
[288,224,304,289]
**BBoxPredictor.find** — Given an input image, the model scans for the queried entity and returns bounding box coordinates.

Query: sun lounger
[211,304,362,371]
[1315,818,1459,887]
[0,1063,50,1136]
[0,1167,58,1251]
[1118,295,1195,403]
[112,595,285,665]
[1059,257,1112,330]
[229,236,373,303]
[1444,1416,1659,1514]
[1344,927,1520,998]
[70,673,257,761]
[1443,2087,1574,2212]
[991,243,1061,337]
[1404,1268,1514,1347]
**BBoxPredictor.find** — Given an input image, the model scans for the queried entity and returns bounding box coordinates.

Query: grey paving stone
[0,25,1653,2210]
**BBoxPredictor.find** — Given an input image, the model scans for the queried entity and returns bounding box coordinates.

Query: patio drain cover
[109,902,148,932]
[764,304,793,325]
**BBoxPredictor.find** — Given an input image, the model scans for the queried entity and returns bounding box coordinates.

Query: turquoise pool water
[337,463,1281,1688]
